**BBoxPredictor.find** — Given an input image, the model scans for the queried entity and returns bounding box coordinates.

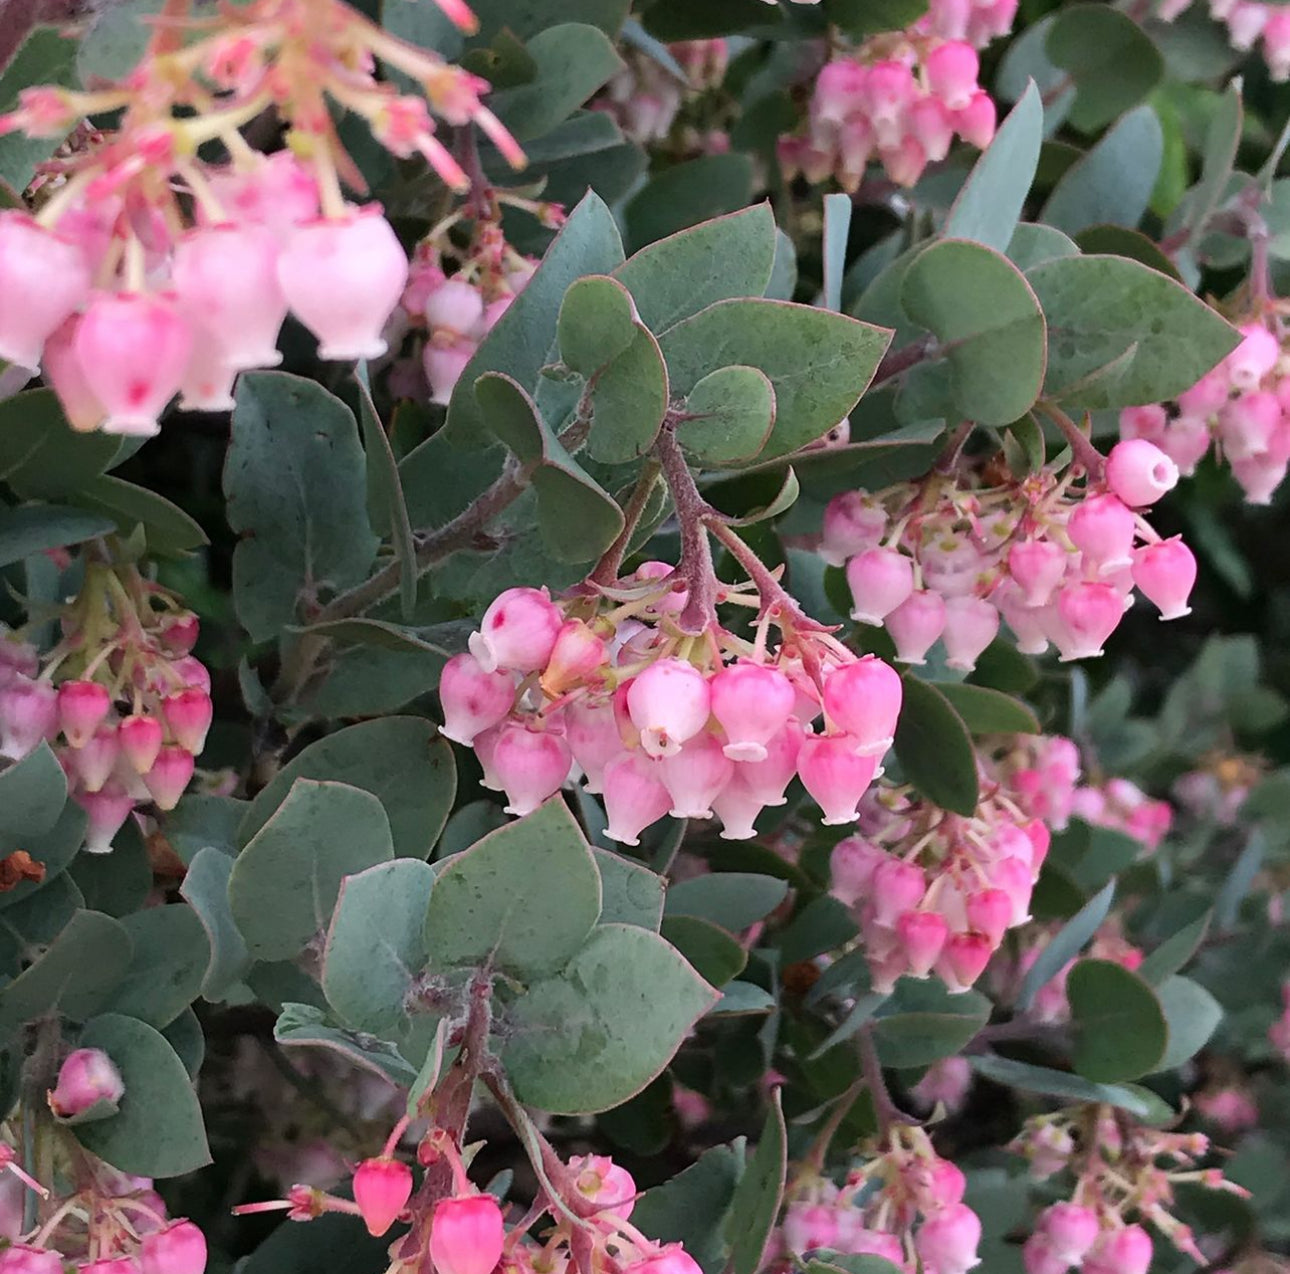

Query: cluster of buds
[820,438,1194,667]
[439,571,904,844]
[1003,921,1144,1024]
[828,738,1054,994]
[910,1057,974,1114]
[779,1128,982,1274]
[594,40,729,147]
[1172,754,1261,826]
[996,735,1082,829]
[1121,317,1290,504]
[1192,1084,1260,1134]
[780,0,1017,192]
[1154,0,1290,80]
[0,1083,206,1274]
[0,556,210,853]
[1011,1105,1248,1273]
[0,0,523,436]
[1068,778,1172,852]
[399,217,540,406]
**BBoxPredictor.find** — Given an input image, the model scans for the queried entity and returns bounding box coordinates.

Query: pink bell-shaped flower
[172,223,288,370]
[1021,1235,1069,1274]
[830,836,887,905]
[438,653,515,744]
[539,620,607,697]
[1225,322,1280,391]
[74,291,193,436]
[869,856,927,926]
[602,752,672,846]
[732,714,805,807]
[80,1260,140,1274]
[886,589,948,665]
[915,1203,981,1274]
[569,1154,637,1221]
[659,730,734,818]
[1035,1203,1099,1266]
[142,744,195,811]
[953,89,996,148]
[924,40,979,110]
[429,1194,505,1274]
[42,315,105,432]
[176,333,238,413]
[821,656,903,756]
[710,769,767,840]
[0,1247,67,1274]
[207,152,320,240]
[73,724,120,793]
[564,696,623,795]
[846,547,914,624]
[896,910,949,977]
[118,713,164,774]
[709,663,795,762]
[57,679,111,748]
[48,1047,124,1118]
[75,785,135,854]
[353,1157,413,1237]
[161,688,213,755]
[941,596,999,671]
[1053,581,1124,660]
[0,676,58,760]
[937,931,994,993]
[0,213,91,369]
[277,208,409,360]
[1132,536,1196,620]
[819,492,886,565]
[1067,493,1136,573]
[1007,539,1066,607]
[797,734,878,825]
[626,1245,703,1274]
[140,1221,207,1274]
[1105,438,1180,507]
[627,658,712,759]
[469,587,562,674]
[1082,1226,1152,1274]
[491,722,571,816]
[965,888,1013,945]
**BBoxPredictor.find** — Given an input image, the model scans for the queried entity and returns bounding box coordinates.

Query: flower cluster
[1172,754,1261,826]
[1068,778,1172,852]
[0,557,209,853]
[828,736,1056,995]
[0,1051,206,1273]
[780,0,1016,190]
[779,1128,982,1274]
[0,0,522,436]
[439,572,904,844]
[594,40,729,147]
[1012,1105,1248,1273]
[1155,0,1290,80]
[400,217,540,406]
[820,438,1195,667]
[1121,317,1290,504]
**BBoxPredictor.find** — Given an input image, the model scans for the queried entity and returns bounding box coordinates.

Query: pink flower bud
[813,58,867,125]
[821,656,903,756]
[846,547,914,624]
[995,584,1050,655]
[429,1194,505,1274]
[171,655,212,695]
[886,589,948,665]
[1104,438,1180,507]
[1132,536,1196,620]
[1053,581,1124,660]
[276,208,409,360]
[0,676,59,761]
[57,679,111,749]
[43,315,105,432]
[1119,403,1168,442]
[880,136,929,188]
[469,588,562,674]
[660,731,733,818]
[439,653,515,745]
[208,152,320,239]
[75,786,135,854]
[1067,493,1136,573]
[941,596,999,671]
[870,856,927,926]
[965,888,1012,945]
[710,664,795,762]
[118,713,164,775]
[159,613,200,655]
[897,910,949,976]
[820,492,887,566]
[1021,1234,1069,1274]
[635,561,689,615]
[937,931,994,992]
[860,60,917,140]
[491,722,571,816]
[1008,539,1067,608]
[625,1245,703,1274]
[564,697,622,795]
[172,224,288,371]
[911,1056,972,1113]
[140,1220,207,1274]
[925,41,980,110]
[176,335,237,412]
[915,1203,981,1274]
[142,744,195,811]
[1232,451,1288,504]
[1036,1203,1099,1265]
[540,620,607,697]
[1178,367,1231,417]
[710,770,767,840]
[602,752,672,846]
[75,291,194,436]
[797,735,878,825]
[352,1157,413,1237]
[735,716,805,806]
[424,339,478,405]
[162,688,213,755]
[783,1202,838,1255]
[627,658,712,759]
[1225,322,1279,391]
[1083,1226,1152,1274]
[0,213,91,369]
[910,95,955,162]
[953,89,996,148]
[830,836,886,905]
[569,1154,636,1221]
[1220,389,1281,461]
[0,1248,67,1274]
[921,1157,967,1209]
[48,1047,123,1118]
[988,855,1034,925]
[73,724,120,793]
[424,278,486,337]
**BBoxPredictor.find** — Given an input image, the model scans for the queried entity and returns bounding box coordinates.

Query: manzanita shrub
[5,0,1290,1270]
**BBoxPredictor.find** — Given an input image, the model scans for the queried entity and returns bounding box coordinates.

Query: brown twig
[588,458,662,587]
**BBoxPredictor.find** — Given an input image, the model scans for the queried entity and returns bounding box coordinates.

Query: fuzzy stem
[589,458,662,587]
[655,427,719,635]
[1038,403,1106,481]
[704,517,822,631]
[858,1023,908,1137]
[871,334,936,387]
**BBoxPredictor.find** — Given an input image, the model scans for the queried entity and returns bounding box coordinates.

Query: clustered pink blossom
[1155,0,1290,80]
[440,572,904,843]
[828,735,1058,994]
[1012,1105,1249,1273]
[780,0,1016,190]
[0,0,523,436]
[1192,1085,1260,1134]
[1068,778,1173,852]
[0,560,210,853]
[594,40,729,146]
[1121,317,1290,504]
[820,439,1193,667]
[778,1128,982,1274]
[1172,761,1256,826]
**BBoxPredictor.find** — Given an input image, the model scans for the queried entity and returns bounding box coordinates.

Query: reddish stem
[655,426,720,635]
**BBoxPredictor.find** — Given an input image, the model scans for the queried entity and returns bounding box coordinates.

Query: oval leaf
[892,677,979,816]
[676,366,776,465]
[1068,958,1168,1082]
